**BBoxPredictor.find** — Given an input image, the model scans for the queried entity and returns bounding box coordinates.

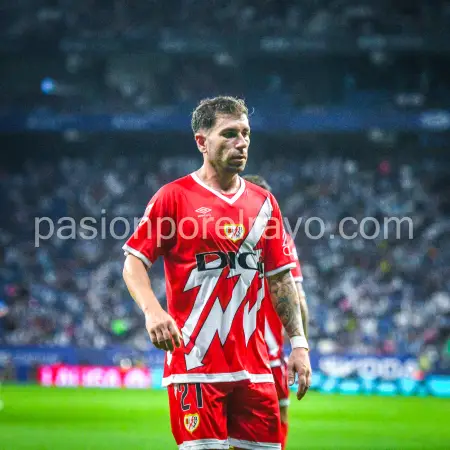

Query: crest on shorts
[224,223,245,242]
[184,413,200,433]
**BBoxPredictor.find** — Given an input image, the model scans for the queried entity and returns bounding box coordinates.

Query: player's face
[203,114,250,174]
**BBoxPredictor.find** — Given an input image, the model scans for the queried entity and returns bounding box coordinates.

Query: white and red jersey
[123,173,296,386]
[264,233,303,367]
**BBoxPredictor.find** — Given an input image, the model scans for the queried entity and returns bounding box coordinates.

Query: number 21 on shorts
[176,383,203,411]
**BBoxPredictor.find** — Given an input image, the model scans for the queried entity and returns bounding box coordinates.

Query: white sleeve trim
[293,276,303,282]
[122,244,152,269]
[279,398,290,407]
[265,262,296,278]
[269,359,282,368]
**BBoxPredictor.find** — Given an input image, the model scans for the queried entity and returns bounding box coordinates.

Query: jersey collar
[190,172,246,205]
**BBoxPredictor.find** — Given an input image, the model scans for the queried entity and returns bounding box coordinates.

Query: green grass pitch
[0,385,449,449]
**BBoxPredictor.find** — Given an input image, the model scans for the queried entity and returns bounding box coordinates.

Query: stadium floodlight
[40,77,56,95]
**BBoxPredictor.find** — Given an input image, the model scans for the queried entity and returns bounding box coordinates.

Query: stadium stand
[0,141,449,374]
[0,0,449,382]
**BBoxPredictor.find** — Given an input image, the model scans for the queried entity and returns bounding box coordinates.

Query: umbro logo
[195,207,212,217]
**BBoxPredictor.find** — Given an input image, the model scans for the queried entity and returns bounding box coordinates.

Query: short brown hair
[242,174,272,192]
[191,96,248,133]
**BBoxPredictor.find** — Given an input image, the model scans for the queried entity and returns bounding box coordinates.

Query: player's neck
[195,165,241,194]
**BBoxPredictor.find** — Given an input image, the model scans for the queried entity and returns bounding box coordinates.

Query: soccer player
[242,175,309,450]
[122,96,311,450]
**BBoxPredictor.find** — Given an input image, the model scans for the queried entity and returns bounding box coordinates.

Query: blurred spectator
[0,297,9,340]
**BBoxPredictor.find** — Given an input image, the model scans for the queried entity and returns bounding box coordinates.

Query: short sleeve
[122,185,177,268]
[263,193,297,277]
[287,234,303,282]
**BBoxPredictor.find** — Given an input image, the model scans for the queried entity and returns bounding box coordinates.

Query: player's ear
[195,132,207,154]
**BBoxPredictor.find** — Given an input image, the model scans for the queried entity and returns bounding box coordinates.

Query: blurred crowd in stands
[0,145,449,373]
[3,0,450,40]
[2,0,450,114]
[2,51,449,114]
[1,0,449,379]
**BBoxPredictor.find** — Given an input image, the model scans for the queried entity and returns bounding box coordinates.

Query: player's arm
[267,270,304,338]
[267,269,312,400]
[122,187,181,353]
[296,281,309,339]
[123,255,181,352]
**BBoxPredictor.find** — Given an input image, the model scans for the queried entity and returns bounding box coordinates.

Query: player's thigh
[168,382,230,449]
[272,363,290,421]
[228,382,281,450]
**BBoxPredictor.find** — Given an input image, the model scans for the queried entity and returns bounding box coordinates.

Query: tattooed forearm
[296,282,309,339]
[268,270,305,338]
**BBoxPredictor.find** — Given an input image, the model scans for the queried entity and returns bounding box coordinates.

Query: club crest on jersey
[184,413,200,433]
[224,223,245,242]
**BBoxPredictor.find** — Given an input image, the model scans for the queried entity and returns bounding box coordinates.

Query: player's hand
[287,347,312,401]
[145,308,182,352]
